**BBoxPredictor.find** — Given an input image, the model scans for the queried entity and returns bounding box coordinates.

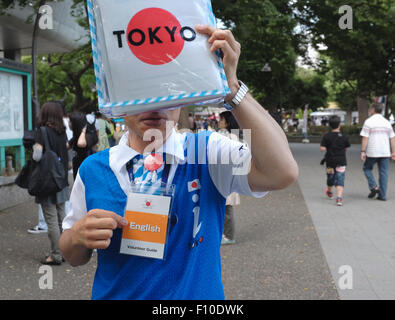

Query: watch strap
[225,80,249,110]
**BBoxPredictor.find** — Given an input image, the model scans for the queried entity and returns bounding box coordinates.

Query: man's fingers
[86,229,113,241]
[209,40,233,55]
[208,30,239,52]
[88,209,128,229]
[194,24,216,37]
[195,25,240,53]
[86,239,111,250]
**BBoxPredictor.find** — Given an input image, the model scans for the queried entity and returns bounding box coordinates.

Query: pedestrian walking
[68,111,97,180]
[107,119,116,147]
[360,102,395,200]
[59,24,298,300]
[33,101,69,265]
[95,112,111,151]
[320,115,350,206]
[218,111,241,244]
[27,100,71,233]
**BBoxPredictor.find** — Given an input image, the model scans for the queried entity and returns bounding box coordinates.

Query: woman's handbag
[15,160,35,189]
[16,127,67,196]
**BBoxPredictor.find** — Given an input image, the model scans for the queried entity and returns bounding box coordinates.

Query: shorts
[326,166,346,187]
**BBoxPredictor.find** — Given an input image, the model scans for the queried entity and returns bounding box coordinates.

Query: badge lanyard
[122,154,175,260]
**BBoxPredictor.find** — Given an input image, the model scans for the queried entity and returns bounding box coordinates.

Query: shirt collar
[110,128,185,174]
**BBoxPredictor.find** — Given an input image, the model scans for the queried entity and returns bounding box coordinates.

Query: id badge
[120,186,174,260]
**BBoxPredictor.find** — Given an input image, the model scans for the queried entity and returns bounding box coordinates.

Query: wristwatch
[224,80,249,110]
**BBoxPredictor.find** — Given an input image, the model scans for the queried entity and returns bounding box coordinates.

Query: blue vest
[78,131,226,300]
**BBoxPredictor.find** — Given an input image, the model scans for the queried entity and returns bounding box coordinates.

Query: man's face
[123,108,181,140]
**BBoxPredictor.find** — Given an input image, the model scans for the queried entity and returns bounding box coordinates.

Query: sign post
[0,59,32,174]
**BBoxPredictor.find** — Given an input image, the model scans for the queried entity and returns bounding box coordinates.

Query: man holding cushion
[59,25,298,300]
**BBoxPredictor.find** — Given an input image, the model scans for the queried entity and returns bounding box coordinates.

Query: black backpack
[85,120,98,149]
[18,127,68,197]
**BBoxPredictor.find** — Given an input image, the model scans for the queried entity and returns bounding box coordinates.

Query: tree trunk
[357,94,370,125]
[346,107,352,125]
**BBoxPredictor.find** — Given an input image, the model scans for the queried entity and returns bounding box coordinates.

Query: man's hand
[71,209,128,250]
[391,152,395,161]
[361,152,367,162]
[195,24,241,99]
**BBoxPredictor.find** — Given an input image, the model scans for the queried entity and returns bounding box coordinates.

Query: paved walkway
[0,165,337,300]
[3,142,393,300]
[291,142,395,299]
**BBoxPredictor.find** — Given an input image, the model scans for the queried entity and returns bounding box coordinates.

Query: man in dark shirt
[320,115,351,206]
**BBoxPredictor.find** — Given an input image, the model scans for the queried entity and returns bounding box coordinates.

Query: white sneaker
[221,235,236,245]
[27,226,47,234]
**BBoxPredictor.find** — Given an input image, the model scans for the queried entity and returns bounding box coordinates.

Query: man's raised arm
[196,25,298,192]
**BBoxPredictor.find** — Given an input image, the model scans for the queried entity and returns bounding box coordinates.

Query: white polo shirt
[360,114,395,158]
[63,129,266,230]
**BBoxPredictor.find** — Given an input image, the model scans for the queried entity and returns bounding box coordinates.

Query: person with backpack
[33,101,69,265]
[320,115,351,206]
[68,111,97,180]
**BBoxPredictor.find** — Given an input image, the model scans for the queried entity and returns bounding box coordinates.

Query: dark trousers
[223,205,235,240]
[363,157,390,199]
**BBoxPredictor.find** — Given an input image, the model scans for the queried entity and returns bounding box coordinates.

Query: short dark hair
[371,102,383,114]
[328,115,341,129]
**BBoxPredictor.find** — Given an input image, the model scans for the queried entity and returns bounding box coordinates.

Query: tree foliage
[287,68,328,110]
[293,0,395,117]
[23,44,96,113]
[1,0,333,114]
[212,0,306,110]
[1,0,95,114]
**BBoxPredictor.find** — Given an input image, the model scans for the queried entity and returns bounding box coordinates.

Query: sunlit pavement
[0,146,347,300]
[292,142,395,299]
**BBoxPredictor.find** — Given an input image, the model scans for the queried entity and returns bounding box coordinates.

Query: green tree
[212,0,304,111]
[1,0,96,114]
[293,0,395,122]
[1,0,60,118]
[23,44,96,113]
[287,68,328,110]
